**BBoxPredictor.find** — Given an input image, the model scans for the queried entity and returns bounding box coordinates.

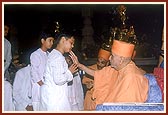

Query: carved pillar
[81,7,94,50]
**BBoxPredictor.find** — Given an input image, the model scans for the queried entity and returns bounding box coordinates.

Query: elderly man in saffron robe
[70,39,149,110]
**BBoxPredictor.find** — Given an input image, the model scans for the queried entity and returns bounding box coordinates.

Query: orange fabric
[82,64,97,110]
[93,61,148,107]
[98,48,111,61]
[82,76,93,85]
[112,40,135,57]
[83,88,95,110]
[92,66,118,106]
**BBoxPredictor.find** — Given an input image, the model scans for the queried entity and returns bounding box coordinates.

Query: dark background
[4,3,164,64]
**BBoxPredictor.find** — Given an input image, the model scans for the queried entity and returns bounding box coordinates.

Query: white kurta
[68,72,84,111]
[13,65,32,111]
[4,80,14,111]
[40,49,73,111]
[4,38,12,72]
[30,48,48,110]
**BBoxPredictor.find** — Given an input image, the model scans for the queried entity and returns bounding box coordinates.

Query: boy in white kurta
[30,29,55,111]
[13,65,33,111]
[40,34,78,111]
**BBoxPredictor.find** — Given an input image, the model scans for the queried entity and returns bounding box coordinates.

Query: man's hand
[69,51,79,65]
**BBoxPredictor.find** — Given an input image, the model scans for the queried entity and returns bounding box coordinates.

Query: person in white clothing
[13,65,33,111]
[4,80,15,111]
[40,34,78,111]
[4,24,12,81]
[64,52,84,111]
[30,28,55,111]
[4,24,14,111]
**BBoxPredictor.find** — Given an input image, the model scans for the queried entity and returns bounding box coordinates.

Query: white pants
[32,102,40,111]
[4,81,15,111]
[14,104,27,111]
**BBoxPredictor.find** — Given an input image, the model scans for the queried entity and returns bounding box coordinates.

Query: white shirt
[68,72,84,110]
[4,80,14,111]
[13,65,32,111]
[30,48,48,102]
[4,38,12,72]
[40,49,73,111]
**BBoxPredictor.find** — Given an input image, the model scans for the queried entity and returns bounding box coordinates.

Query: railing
[134,57,158,66]
[84,57,158,66]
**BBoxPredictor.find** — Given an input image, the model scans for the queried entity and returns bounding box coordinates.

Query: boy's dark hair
[38,28,56,48]
[39,28,55,40]
[53,33,72,48]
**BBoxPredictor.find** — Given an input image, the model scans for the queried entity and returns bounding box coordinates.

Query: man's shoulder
[96,66,115,74]
[4,38,11,46]
[102,66,114,70]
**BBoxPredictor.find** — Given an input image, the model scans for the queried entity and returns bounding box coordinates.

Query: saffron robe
[82,64,97,110]
[93,61,148,107]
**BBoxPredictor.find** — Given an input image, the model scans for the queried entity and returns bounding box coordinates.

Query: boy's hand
[26,105,33,111]
[68,63,78,74]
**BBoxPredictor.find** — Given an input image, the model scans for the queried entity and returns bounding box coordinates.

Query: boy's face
[64,37,75,53]
[42,37,54,49]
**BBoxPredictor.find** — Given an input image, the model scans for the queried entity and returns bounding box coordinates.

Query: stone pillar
[81,7,94,50]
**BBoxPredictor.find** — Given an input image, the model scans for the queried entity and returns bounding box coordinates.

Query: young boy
[40,34,78,111]
[30,28,55,111]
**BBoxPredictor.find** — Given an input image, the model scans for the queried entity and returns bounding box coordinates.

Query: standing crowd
[3,22,164,112]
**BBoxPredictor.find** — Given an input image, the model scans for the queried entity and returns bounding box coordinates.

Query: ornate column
[81,7,94,50]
